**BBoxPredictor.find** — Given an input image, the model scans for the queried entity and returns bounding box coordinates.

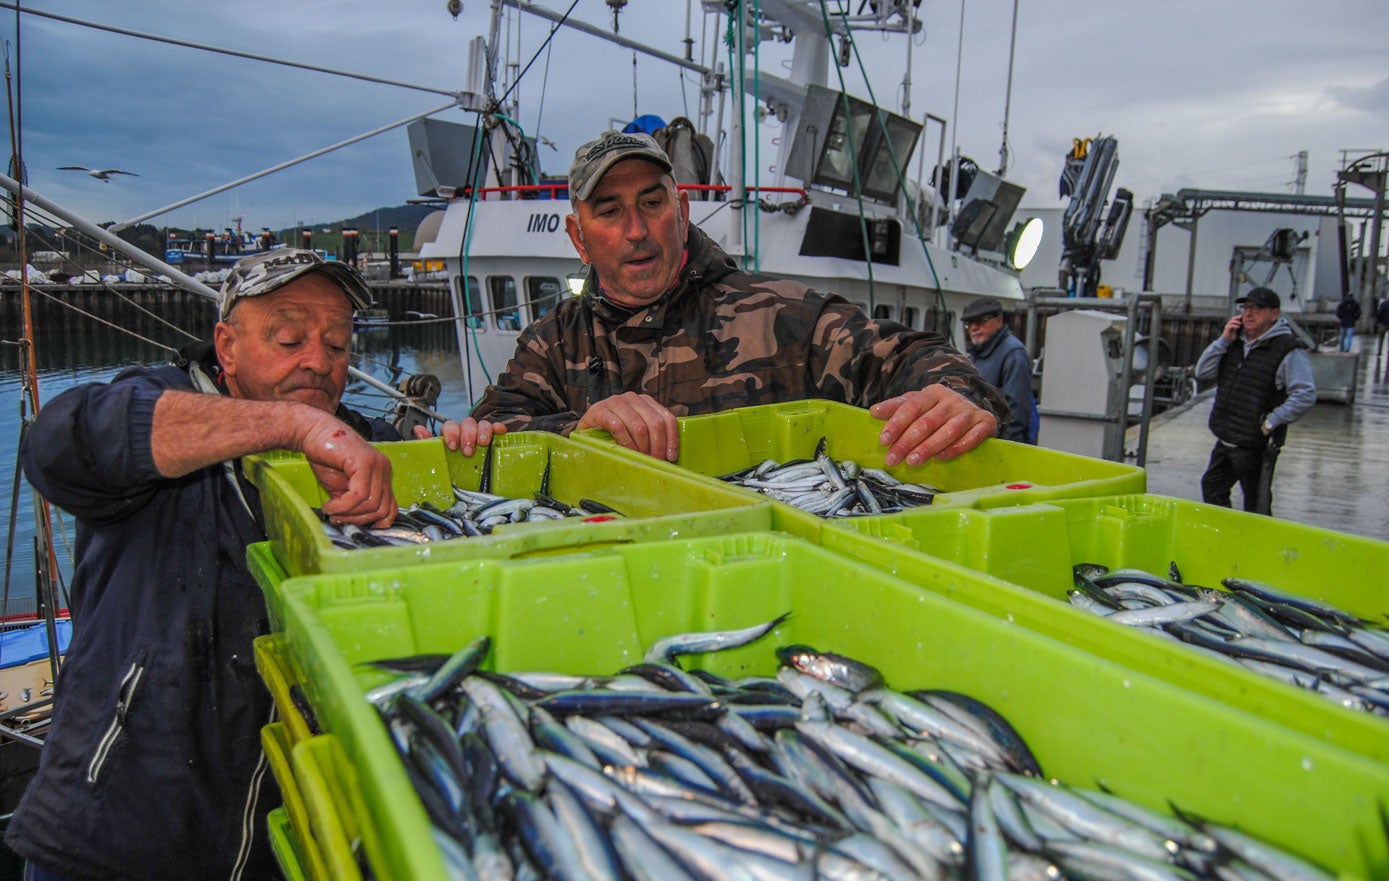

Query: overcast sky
[5,0,1386,237]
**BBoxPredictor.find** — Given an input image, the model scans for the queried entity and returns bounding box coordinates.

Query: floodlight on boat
[1007,217,1043,270]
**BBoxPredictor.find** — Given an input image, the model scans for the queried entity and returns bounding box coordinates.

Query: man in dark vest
[1195,287,1316,514]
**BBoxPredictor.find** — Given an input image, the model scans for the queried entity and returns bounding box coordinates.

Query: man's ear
[213,321,237,378]
[566,214,590,264]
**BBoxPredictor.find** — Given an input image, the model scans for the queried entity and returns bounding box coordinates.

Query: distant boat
[164,221,336,268]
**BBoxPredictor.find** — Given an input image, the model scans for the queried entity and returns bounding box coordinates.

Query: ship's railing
[460,184,810,202]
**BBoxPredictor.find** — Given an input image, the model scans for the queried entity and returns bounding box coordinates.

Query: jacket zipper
[86,660,145,784]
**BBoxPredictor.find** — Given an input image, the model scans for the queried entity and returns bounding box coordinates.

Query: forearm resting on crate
[150,390,398,526]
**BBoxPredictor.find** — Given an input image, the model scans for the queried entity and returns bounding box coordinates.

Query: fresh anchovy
[717,437,939,517]
[775,644,885,694]
[643,612,792,664]
[366,632,1339,881]
[320,482,624,551]
[1070,563,1389,716]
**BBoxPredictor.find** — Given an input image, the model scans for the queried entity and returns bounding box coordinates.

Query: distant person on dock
[961,297,1039,444]
[458,129,1008,463]
[1376,295,1389,357]
[9,249,493,881]
[1195,287,1316,516]
[1336,291,1361,353]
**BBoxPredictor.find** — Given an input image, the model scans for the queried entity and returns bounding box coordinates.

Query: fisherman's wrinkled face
[1238,303,1279,341]
[567,158,690,309]
[214,273,353,412]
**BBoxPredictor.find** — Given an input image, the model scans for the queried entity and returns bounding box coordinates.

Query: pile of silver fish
[360,615,1337,880]
[317,489,622,550]
[1071,563,1389,716]
[717,438,938,517]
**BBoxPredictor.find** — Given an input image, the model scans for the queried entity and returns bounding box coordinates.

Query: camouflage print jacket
[471,226,1010,434]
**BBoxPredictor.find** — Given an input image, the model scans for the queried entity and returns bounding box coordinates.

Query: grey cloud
[1327,77,1389,114]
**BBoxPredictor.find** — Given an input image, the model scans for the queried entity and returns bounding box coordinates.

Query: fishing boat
[0,0,1036,716]
[413,0,1039,404]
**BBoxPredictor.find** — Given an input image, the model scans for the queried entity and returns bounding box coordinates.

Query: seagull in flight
[57,165,139,183]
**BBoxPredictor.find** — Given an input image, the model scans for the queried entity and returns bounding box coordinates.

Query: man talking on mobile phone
[1194,287,1316,515]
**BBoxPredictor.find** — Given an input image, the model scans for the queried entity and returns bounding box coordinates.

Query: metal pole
[110,100,460,232]
[503,0,711,76]
[0,173,438,415]
[1135,294,1162,468]
[946,0,965,234]
[1366,170,1385,331]
[1183,214,1199,312]
[0,170,221,298]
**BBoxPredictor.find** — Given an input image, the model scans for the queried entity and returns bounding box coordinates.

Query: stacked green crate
[570,399,1145,541]
[248,533,1389,881]
[244,431,772,582]
[819,493,1389,762]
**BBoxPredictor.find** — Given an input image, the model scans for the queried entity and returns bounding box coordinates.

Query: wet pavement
[1128,336,1389,541]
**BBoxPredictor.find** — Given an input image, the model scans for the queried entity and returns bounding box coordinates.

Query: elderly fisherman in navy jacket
[962,297,1038,444]
[9,250,495,881]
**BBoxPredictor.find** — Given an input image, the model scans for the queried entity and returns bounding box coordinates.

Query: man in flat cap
[1194,287,1316,515]
[461,128,1006,465]
[10,249,491,880]
[961,297,1038,443]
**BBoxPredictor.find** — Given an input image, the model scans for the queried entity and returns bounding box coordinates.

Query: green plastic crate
[267,808,310,881]
[819,493,1389,762]
[570,399,1145,541]
[249,533,1388,881]
[244,431,771,578]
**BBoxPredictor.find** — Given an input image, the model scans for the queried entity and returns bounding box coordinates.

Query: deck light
[1007,216,1043,270]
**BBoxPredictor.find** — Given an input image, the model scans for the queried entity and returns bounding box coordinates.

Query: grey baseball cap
[218,248,372,320]
[568,130,673,202]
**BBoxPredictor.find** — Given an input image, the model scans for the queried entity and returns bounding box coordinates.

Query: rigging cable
[752,0,761,273]
[724,11,751,270]
[836,2,955,344]
[817,1,876,315]
[3,14,66,696]
[451,0,582,408]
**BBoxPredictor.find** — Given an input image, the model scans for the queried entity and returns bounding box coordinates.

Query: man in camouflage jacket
[463,130,1007,465]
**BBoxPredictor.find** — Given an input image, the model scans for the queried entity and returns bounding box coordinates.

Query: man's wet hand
[870,386,998,466]
[576,392,680,461]
[422,417,506,457]
[301,418,398,528]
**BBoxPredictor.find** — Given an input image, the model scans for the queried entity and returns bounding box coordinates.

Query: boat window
[872,304,894,322]
[902,307,919,329]
[526,276,562,322]
[456,275,484,330]
[488,276,522,331]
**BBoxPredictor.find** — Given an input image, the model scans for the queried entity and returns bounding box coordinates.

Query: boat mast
[997,0,1020,176]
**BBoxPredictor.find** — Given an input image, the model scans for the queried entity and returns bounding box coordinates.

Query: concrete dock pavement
[1124,335,1389,541]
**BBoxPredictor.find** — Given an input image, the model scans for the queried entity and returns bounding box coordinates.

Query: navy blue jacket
[8,344,397,880]
[967,325,1038,443]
